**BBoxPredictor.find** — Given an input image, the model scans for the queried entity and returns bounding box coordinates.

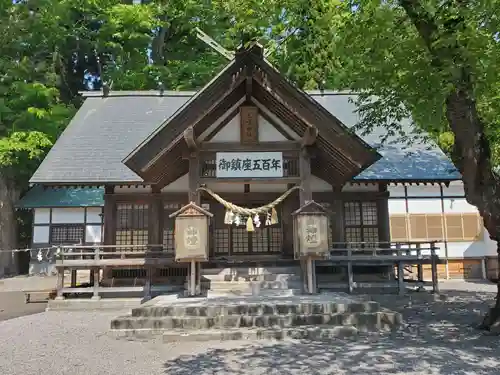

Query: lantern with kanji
[292,201,331,259]
[169,202,213,262]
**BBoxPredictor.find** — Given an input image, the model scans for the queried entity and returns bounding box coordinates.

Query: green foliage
[1,0,499,188]
[0,2,76,185]
[265,0,500,166]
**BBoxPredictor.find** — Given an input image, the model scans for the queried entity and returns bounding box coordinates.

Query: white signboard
[216,152,283,178]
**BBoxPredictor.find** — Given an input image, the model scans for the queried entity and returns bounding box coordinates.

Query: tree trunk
[399,0,500,329]
[0,175,20,278]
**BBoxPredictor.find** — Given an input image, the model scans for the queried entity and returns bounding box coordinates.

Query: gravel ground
[1,280,500,375]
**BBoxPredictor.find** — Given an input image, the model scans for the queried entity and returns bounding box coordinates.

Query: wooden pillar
[70,270,77,287]
[100,185,116,284]
[431,241,439,293]
[299,148,312,205]
[347,248,354,293]
[376,184,390,244]
[282,186,298,258]
[187,154,201,296]
[55,266,65,300]
[145,189,163,300]
[331,188,345,244]
[103,186,116,245]
[377,184,393,279]
[91,247,101,300]
[299,147,315,293]
[416,243,423,282]
[397,261,405,295]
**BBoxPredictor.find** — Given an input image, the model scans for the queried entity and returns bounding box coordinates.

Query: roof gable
[123,44,380,187]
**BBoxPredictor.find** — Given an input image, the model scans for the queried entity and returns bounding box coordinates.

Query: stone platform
[109,293,403,342]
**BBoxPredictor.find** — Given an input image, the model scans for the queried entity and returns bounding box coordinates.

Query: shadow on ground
[163,285,500,374]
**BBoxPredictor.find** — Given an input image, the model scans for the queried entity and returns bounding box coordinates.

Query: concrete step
[130,300,380,318]
[111,311,400,331]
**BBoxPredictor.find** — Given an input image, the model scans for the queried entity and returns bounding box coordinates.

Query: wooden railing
[53,241,441,299]
[55,244,174,268]
[54,244,180,301]
[325,241,439,260]
[319,241,441,294]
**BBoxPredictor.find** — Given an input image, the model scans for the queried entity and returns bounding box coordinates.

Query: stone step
[111,316,403,342]
[195,279,302,288]
[202,273,302,282]
[201,267,301,276]
[206,288,302,298]
[111,311,400,331]
[201,281,302,291]
[130,300,380,318]
[164,326,362,342]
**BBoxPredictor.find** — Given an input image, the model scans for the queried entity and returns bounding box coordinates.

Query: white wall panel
[406,185,441,197]
[33,226,50,243]
[209,115,240,142]
[388,185,405,197]
[443,198,478,213]
[86,207,103,223]
[51,208,85,224]
[388,199,406,214]
[34,208,50,224]
[407,199,442,214]
[258,115,288,142]
[162,174,188,192]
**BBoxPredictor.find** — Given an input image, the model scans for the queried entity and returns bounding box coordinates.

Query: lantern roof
[169,202,213,218]
[292,200,330,216]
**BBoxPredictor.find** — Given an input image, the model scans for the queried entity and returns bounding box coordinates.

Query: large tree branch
[399,0,500,239]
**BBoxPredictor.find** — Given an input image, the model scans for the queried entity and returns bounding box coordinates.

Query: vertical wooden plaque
[240,106,259,144]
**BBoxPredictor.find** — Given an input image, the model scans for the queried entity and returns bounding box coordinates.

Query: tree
[204,0,500,326]
[0,0,76,276]
[269,0,500,327]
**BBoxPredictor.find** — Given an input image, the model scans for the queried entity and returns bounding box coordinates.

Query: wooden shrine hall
[21,42,454,298]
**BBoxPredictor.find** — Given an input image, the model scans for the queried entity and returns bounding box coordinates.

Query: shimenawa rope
[197,185,301,215]
[197,185,301,231]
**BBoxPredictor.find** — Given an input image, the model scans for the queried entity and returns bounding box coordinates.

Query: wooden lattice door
[211,201,282,256]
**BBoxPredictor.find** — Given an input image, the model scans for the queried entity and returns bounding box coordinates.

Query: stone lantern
[169,202,213,262]
[292,201,331,259]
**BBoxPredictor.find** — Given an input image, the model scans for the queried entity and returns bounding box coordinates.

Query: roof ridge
[79,89,358,98]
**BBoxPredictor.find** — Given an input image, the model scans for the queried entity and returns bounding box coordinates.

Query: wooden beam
[200,141,300,152]
[183,126,198,152]
[200,177,301,184]
[301,126,318,147]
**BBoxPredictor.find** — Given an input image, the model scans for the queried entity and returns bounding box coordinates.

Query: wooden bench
[24,289,57,304]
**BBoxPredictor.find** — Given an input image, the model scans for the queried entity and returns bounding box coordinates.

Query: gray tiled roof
[29,91,460,184]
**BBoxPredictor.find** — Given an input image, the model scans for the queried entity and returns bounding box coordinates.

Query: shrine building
[16,44,497,296]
